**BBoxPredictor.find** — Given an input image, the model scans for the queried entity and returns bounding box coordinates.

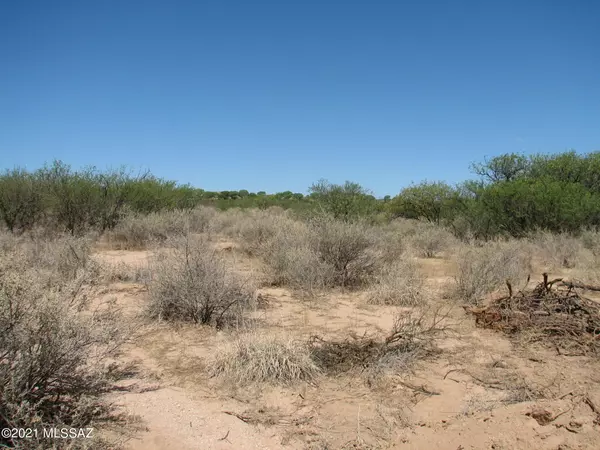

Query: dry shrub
[105,210,190,250]
[406,222,458,258]
[580,228,600,256]
[372,227,407,266]
[452,241,531,304]
[210,333,320,385]
[187,206,219,234]
[267,238,334,293]
[260,220,334,294]
[529,230,589,269]
[309,217,377,287]
[367,259,424,306]
[146,237,254,327]
[206,208,246,236]
[236,210,296,256]
[309,308,448,376]
[18,233,94,283]
[0,250,129,449]
[383,218,423,237]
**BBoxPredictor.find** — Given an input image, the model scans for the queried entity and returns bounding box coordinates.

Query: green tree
[308,179,377,221]
[0,168,44,232]
[470,153,529,183]
[389,181,458,224]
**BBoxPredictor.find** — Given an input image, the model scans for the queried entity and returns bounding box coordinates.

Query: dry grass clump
[529,230,589,269]
[406,222,458,258]
[451,241,532,304]
[146,237,254,327]
[0,248,129,449]
[105,210,190,250]
[210,333,320,385]
[367,259,424,306]
[309,308,448,376]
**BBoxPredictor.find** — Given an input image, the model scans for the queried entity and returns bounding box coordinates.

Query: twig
[222,411,251,423]
[218,430,231,442]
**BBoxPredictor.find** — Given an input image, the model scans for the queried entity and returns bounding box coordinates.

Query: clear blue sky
[1,1,598,196]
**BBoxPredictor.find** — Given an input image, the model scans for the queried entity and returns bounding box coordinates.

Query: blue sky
[1,0,598,196]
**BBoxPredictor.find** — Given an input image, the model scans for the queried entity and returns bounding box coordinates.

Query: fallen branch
[560,280,600,292]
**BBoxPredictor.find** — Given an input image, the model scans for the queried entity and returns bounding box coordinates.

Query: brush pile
[466,273,600,355]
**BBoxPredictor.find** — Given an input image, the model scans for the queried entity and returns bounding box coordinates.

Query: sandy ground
[91,239,600,450]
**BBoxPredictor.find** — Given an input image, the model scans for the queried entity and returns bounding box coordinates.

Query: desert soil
[93,242,600,450]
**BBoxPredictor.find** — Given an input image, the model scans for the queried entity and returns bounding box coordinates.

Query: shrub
[0,168,44,233]
[452,241,531,304]
[146,237,254,327]
[20,233,94,283]
[268,238,334,294]
[187,206,218,234]
[309,217,377,287]
[210,333,320,385]
[106,210,189,250]
[367,259,424,306]
[528,230,588,269]
[236,210,289,256]
[407,222,457,258]
[580,228,600,256]
[0,252,127,449]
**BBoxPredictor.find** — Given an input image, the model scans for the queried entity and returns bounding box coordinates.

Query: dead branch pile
[308,308,449,374]
[466,273,600,355]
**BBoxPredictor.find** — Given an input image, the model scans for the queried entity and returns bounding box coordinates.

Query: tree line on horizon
[1,150,599,239]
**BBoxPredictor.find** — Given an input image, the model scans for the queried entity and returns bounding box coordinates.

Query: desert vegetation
[2,151,600,449]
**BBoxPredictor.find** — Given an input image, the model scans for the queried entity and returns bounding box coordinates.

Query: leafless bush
[210,333,320,385]
[187,206,218,234]
[236,210,293,256]
[206,208,246,236]
[258,221,334,294]
[580,228,600,256]
[529,230,589,269]
[367,259,424,306]
[372,227,407,266]
[105,210,189,250]
[146,237,254,327]
[309,217,377,287]
[19,233,94,283]
[451,241,531,304]
[407,222,458,258]
[268,239,334,294]
[0,252,129,449]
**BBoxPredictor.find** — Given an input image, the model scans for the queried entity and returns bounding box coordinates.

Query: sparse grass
[451,241,532,304]
[210,332,320,385]
[367,259,424,306]
[146,236,254,327]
